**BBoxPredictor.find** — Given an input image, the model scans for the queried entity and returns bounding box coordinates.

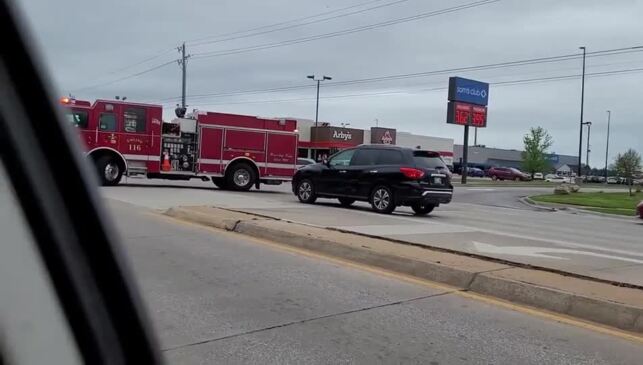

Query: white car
[533,172,544,180]
[546,176,570,183]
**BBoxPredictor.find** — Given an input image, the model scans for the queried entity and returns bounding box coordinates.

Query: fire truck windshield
[65,110,88,128]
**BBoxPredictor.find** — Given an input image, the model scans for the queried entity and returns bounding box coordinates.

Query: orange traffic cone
[162,151,172,171]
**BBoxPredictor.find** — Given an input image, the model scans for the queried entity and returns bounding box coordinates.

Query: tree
[613,149,641,196]
[521,127,553,177]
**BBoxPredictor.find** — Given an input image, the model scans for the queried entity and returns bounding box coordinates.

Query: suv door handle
[339,170,347,173]
[369,170,378,173]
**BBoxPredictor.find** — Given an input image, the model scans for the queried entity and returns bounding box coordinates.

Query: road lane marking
[473,241,643,264]
[153,211,643,344]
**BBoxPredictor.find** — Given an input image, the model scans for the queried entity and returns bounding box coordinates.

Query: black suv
[292,145,453,215]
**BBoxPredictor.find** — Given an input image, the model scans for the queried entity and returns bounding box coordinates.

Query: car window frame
[328,148,356,167]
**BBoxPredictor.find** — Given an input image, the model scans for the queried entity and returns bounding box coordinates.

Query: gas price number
[447,101,487,128]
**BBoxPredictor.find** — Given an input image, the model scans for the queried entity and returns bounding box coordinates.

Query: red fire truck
[60,98,298,191]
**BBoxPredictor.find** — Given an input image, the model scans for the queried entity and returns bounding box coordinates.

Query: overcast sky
[16,0,643,166]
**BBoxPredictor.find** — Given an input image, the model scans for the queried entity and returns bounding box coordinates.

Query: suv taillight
[400,167,425,180]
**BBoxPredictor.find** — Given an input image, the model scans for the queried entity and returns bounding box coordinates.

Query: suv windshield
[413,151,447,169]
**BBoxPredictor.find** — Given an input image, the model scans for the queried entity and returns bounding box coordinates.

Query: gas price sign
[446,101,487,128]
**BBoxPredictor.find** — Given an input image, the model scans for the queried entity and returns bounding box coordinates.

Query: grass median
[530,191,642,216]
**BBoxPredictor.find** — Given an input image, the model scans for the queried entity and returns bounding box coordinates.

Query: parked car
[487,167,530,181]
[545,175,570,183]
[607,176,619,184]
[638,201,643,219]
[533,172,544,180]
[297,158,316,168]
[467,167,485,177]
[292,145,453,215]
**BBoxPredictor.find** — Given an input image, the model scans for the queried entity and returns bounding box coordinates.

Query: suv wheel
[370,185,395,214]
[411,204,434,216]
[491,175,498,181]
[338,197,355,207]
[296,179,317,204]
[514,176,521,182]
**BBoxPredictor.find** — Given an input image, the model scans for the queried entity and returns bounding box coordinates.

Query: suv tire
[296,179,317,204]
[411,204,434,216]
[370,185,395,214]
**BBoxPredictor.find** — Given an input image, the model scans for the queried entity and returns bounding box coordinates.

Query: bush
[569,184,580,193]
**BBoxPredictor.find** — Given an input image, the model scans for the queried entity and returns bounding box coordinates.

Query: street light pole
[577,46,586,179]
[604,110,611,183]
[307,75,332,127]
[584,121,592,175]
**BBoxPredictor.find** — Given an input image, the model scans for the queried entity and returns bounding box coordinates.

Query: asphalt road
[103,178,643,286]
[110,200,643,364]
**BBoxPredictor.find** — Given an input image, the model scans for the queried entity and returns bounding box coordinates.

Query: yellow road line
[150,211,643,344]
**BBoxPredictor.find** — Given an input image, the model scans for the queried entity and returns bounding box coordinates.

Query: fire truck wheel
[212,178,228,190]
[96,155,123,186]
[226,163,255,191]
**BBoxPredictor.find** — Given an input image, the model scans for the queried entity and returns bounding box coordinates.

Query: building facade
[453,145,577,173]
[292,118,454,166]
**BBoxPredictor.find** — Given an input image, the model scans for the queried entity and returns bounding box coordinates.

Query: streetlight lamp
[307,75,332,127]
[577,46,587,179]
[604,110,611,184]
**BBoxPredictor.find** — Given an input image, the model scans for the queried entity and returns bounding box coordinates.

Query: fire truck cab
[61,98,298,191]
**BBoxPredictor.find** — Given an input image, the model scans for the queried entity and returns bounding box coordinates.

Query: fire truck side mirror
[175,107,187,118]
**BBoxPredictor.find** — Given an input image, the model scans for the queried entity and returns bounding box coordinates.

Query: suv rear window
[413,151,447,169]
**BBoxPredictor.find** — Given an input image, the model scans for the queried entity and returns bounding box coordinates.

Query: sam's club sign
[448,77,489,106]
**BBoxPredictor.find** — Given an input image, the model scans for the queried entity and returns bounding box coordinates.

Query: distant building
[453,145,577,173]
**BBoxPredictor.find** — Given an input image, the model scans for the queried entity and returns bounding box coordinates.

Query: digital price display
[446,101,487,128]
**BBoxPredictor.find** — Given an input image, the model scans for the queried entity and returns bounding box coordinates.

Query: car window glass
[0,162,82,365]
[99,113,117,131]
[350,149,376,166]
[375,149,403,165]
[329,149,355,167]
[123,108,146,133]
[65,110,88,128]
[413,151,447,169]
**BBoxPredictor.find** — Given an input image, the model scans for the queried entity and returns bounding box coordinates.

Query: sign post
[446,77,489,184]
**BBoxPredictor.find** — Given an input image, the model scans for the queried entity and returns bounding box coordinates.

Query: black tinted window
[329,149,355,167]
[65,110,88,128]
[123,108,146,133]
[375,150,403,165]
[413,151,447,169]
[351,149,377,166]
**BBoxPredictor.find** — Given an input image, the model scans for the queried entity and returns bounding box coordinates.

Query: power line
[107,47,176,74]
[181,66,643,107]
[191,0,501,59]
[188,0,412,47]
[185,0,388,44]
[74,59,178,92]
[154,46,643,103]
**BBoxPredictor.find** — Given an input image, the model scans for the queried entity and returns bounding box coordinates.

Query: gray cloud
[16,0,643,166]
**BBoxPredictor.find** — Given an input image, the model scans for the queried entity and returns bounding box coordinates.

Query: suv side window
[375,149,403,165]
[350,149,377,166]
[329,149,355,167]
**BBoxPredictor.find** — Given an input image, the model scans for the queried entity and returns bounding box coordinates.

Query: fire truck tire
[96,155,123,186]
[212,177,228,190]
[226,163,256,191]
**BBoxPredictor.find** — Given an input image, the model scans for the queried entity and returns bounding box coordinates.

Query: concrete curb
[521,197,637,219]
[165,206,643,334]
[519,197,557,212]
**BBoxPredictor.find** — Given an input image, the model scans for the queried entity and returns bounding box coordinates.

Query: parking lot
[103,177,643,286]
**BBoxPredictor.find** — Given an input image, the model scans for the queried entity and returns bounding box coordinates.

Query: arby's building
[293,119,454,168]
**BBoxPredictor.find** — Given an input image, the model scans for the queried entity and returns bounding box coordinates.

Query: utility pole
[577,46,587,180]
[307,75,332,127]
[604,110,611,183]
[584,121,592,175]
[178,42,190,109]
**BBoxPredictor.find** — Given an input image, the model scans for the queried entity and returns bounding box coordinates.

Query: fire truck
[60,98,298,191]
